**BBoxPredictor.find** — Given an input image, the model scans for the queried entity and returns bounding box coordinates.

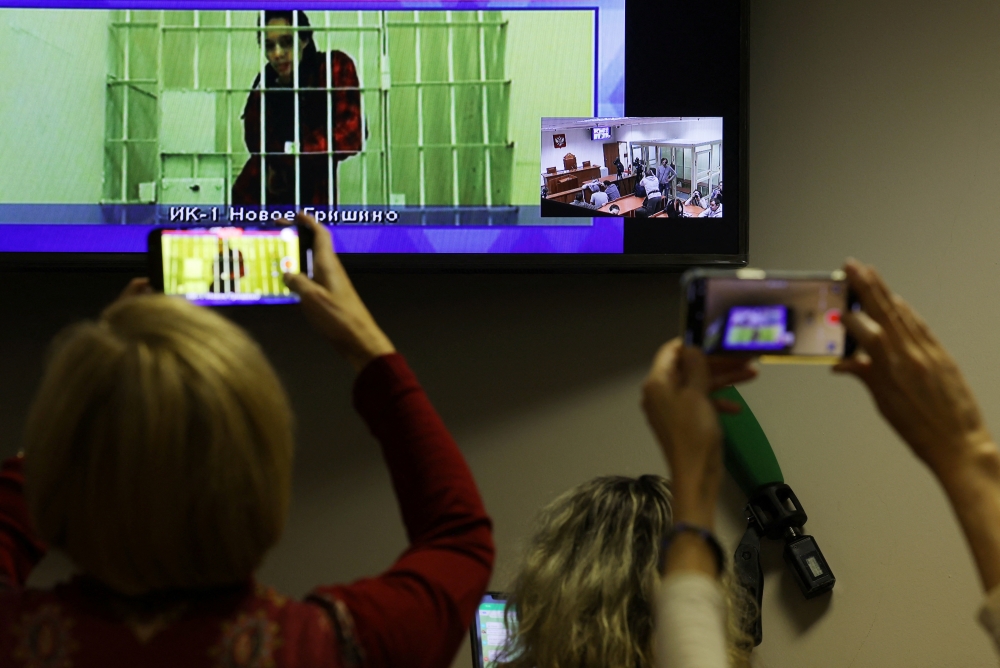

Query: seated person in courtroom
[698,198,723,218]
[710,181,723,204]
[685,190,705,207]
[232,11,362,206]
[665,197,685,218]
[590,183,610,208]
[605,180,621,202]
[571,192,597,210]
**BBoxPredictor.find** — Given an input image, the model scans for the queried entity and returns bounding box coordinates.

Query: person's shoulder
[252,582,325,619]
[0,586,79,660]
[0,583,81,642]
[327,50,358,68]
[324,50,359,84]
[247,72,262,93]
[243,584,342,660]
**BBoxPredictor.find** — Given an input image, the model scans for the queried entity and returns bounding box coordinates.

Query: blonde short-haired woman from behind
[0,213,494,667]
[495,349,760,668]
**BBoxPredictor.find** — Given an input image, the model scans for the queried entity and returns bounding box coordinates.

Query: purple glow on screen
[0,220,623,254]
[722,306,790,352]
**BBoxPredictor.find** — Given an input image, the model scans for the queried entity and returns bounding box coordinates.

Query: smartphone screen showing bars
[159,226,301,305]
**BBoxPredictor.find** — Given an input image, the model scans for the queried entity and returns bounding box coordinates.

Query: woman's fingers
[845,261,891,333]
[118,277,152,300]
[296,210,335,254]
[283,270,317,296]
[892,293,944,361]
[707,355,755,374]
[848,260,921,353]
[295,211,350,290]
[841,310,889,366]
[832,352,872,380]
[709,366,758,391]
[677,346,712,393]
[649,339,684,382]
[706,355,757,388]
[712,397,743,415]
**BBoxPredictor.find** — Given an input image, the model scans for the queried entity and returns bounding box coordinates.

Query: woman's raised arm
[285,214,495,667]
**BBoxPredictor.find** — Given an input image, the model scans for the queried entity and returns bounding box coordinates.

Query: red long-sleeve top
[0,354,494,667]
[231,50,362,207]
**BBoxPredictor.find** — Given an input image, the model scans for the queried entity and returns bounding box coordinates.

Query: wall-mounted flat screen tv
[0,0,747,270]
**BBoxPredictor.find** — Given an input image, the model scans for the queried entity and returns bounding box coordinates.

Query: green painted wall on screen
[506,11,594,204]
[0,9,108,203]
[0,8,593,206]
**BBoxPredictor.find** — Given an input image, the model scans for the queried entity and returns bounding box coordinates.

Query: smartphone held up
[681,269,859,364]
[148,224,315,305]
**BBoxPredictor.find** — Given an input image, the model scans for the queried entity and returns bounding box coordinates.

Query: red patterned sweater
[232,49,363,207]
[0,354,494,668]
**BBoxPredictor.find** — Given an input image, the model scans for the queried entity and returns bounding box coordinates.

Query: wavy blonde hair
[24,295,294,596]
[498,475,753,668]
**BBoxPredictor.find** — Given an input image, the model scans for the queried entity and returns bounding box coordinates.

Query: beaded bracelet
[660,522,726,576]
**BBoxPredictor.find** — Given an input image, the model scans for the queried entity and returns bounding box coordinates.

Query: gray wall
[5,0,1000,666]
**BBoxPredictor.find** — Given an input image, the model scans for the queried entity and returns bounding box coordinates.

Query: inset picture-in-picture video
[541,117,723,218]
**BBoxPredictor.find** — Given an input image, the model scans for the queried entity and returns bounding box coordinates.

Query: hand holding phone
[681,269,859,364]
[835,260,991,475]
[148,214,393,371]
[148,222,314,305]
[283,213,395,371]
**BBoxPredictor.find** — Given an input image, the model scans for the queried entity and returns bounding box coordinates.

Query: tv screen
[543,116,723,221]
[0,0,747,270]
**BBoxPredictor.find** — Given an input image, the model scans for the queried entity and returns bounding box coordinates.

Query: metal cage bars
[104,10,510,209]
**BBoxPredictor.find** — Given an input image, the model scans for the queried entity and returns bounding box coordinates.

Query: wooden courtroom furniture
[651,204,706,218]
[542,165,603,194]
[545,174,637,204]
[563,153,577,170]
[552,176,579,194]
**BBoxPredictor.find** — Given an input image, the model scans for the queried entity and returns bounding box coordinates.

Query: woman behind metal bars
[232,10,362,207]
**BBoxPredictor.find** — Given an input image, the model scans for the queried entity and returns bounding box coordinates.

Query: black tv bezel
[0,0,749,273]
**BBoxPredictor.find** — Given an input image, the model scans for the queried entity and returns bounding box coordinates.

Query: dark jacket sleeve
[309,354,495,668]
[0,456,46,591]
